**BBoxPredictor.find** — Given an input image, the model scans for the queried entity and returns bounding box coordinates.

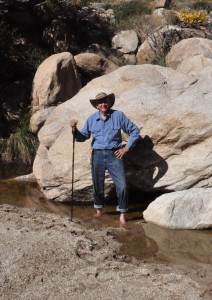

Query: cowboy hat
[90,92,115,108]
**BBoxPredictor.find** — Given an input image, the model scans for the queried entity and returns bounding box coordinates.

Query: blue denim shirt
[74,109,140,150]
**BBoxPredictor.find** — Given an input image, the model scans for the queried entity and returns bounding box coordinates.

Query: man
[70,92,140,225]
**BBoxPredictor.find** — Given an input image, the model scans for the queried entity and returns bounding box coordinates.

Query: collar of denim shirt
[96,110,112,121]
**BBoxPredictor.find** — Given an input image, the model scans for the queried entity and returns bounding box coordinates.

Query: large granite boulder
[33,63,212,202]
[166,37,212,69]
[30,52,81,134]
[112,30,139,54]
[112,30,139,65]
[74,53,118,86]
[143,189,212,229]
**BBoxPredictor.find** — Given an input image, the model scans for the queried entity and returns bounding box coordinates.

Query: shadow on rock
[125,135,168,190]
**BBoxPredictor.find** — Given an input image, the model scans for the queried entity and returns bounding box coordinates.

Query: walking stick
[71,127,76,221]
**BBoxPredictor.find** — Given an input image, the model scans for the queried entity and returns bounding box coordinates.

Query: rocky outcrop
[74,53,118,86]
[112,30,139,64]
[143,189,212,229]
[30,52,81,134]
[166,37,212,69]
[33,64,212,202]
[136,26,211,65]
[31,52,81,113]
[112,31,136,53]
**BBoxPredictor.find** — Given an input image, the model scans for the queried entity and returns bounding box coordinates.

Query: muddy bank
[0,205,211,300]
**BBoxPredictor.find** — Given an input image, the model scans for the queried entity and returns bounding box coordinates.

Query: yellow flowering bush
[178,9,208,25]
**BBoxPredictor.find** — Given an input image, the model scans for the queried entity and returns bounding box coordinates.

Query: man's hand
[114,147,129,159]
[70,119,78,131]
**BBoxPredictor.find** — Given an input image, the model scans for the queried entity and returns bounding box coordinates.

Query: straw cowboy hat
[90,92,115,108]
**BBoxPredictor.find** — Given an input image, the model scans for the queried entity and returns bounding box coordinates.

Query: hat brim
[90,93,115,109]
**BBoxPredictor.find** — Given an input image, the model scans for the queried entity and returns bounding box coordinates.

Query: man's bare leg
[119,213,126,225]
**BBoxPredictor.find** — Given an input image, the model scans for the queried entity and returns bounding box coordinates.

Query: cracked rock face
[33,63,212,202]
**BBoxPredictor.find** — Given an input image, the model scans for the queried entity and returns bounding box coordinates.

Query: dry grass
[104,0,212,12]
[0,129,38,164]
[172,0,212,10]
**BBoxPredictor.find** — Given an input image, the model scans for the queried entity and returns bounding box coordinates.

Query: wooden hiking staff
[71,127,76,221]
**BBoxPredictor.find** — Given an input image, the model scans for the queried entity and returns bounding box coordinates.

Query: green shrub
[0,113,38,164]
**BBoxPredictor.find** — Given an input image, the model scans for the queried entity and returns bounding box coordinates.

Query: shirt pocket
[90,124,102,138]
[111,127,121,140]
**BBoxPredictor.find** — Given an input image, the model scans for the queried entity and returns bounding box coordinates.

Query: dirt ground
[0,204,211,300]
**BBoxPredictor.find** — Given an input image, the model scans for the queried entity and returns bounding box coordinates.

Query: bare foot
[119,213,126,225]
[93,209,102,217]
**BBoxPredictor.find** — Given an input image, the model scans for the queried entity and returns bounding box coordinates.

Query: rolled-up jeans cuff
[94,204,103,209]
[116,206,127,213]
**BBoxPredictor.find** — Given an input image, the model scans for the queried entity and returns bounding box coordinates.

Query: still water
[0,180,211,265]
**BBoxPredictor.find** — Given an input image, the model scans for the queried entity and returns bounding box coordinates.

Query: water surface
[0,180,211,265]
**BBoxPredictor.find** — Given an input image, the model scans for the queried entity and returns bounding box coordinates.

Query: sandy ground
[0,204,211,300]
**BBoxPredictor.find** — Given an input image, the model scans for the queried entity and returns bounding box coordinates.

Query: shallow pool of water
[0,180,211,265]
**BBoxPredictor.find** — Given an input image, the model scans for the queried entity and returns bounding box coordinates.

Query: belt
[93,148,120,151]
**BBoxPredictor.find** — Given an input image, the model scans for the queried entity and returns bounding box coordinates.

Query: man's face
[95,98,110,112]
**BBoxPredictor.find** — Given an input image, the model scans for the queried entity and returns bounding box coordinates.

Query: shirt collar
[96,110,111,121]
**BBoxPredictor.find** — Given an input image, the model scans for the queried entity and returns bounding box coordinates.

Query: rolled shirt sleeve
[120,112,140,149]
[74,120,91,142]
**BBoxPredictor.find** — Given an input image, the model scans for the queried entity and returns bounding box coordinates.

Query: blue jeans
[91,149,128,213]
